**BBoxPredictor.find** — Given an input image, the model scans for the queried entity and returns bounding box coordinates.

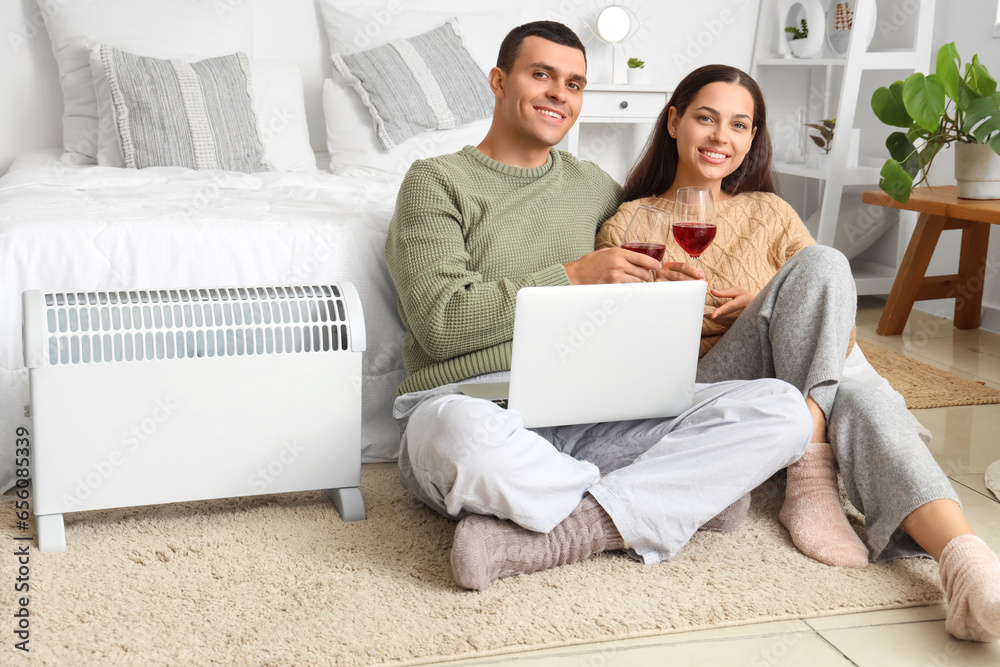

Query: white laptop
[458,280,707,427]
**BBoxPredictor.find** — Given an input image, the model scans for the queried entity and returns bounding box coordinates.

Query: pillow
[317,1,524,72]
[91,46,316,173]
[331,20,494,151]
[39,0,254,164]
[95,45,269,172]
[323,76,491,177]
[317,2,522,174]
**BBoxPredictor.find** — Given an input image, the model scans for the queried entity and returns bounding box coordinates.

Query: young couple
[384,21,1000,642]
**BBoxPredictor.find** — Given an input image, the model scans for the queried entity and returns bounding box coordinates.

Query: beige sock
[450,495,625,591]
[699,493,751,533]
[939,534,1000,642]
[779,442,868,568]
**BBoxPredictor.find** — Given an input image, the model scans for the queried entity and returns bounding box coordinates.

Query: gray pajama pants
[395,378,813,565]
[697,244,960,560]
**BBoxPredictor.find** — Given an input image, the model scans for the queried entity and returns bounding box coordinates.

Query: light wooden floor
[444,297,1000,666]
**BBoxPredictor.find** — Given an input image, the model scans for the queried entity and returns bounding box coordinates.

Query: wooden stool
[862,186,1000,336]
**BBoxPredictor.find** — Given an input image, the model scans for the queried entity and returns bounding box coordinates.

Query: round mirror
[596,6,631,43]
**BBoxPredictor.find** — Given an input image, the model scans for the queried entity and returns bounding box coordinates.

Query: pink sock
[939,534,1000,642]
[779,442,868,568]
[450,496,624,591]
[699,493,751,533]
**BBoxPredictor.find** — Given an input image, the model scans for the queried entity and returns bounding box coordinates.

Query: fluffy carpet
[858,341,1000,409]
[3,466,943,666]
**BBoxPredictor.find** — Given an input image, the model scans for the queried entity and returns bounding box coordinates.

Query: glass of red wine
[673,187,717,274]
[620,205,670,277]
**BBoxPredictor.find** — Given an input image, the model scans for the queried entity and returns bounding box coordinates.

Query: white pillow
[317,1,524,71]
[39,0,255,165]
[91,46,316,173]
[323,75,491,177]
[316,3,523,175]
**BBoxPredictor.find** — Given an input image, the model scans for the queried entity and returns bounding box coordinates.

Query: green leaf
[902,73,946,133]
[962,94,1000,142]
[935,42,961,101]
[885,132,920,177]
[872,81,912,128]
[967,55,998,97]
[879,160,913,203]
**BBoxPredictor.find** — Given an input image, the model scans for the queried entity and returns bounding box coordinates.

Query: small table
[862,186,1000,336]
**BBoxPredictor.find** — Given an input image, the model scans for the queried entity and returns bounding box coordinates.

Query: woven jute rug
[2,466,943,667]
[857,341,1000,409]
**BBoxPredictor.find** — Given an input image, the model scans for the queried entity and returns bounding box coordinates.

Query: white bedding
[0,150,407,493]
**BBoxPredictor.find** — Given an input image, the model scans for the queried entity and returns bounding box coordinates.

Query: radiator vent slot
[41,286,351,366]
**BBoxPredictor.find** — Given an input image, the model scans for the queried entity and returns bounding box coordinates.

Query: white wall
[0,0,759,174]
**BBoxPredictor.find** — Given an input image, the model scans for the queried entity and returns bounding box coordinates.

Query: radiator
[22,284,367,552]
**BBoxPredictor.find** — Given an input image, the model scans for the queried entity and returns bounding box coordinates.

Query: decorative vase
[626,67,644,85]
[955,142,1000,199]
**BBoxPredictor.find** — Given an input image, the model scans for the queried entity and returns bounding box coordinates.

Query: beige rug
[3,466,943,666]
[858,341,1000,409]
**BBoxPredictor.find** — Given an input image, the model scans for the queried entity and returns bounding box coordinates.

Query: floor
[443,298,1000,666]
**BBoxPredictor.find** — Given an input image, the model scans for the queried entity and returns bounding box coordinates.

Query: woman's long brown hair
[623,64,776,202]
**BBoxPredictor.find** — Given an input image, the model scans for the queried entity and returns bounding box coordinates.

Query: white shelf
[755,51,921,70]
[851,259,900,296]
[774,162,883,185]
[755,57,847,67]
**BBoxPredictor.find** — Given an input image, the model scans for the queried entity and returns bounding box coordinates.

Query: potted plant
[784,19,808,58]
[626,57,645,85]
[871,42,1000,202]
[805,118,835,168]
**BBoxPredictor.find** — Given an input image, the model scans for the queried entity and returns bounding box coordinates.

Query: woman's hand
[656,261,705,281]
[706,287,754,328]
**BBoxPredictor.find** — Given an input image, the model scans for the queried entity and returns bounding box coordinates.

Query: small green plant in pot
[871,42,1000,203]
[784,19,808,57]
[626,57,645,84]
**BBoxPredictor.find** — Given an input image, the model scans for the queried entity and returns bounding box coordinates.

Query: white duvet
[0,151,407,493]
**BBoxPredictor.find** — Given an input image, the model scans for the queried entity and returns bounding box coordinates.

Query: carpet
[3,466,943,667]
[857,341,1000,409]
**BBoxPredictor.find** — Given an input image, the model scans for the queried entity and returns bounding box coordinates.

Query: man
[384,21,812,591]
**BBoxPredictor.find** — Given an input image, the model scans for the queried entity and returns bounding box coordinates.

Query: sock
[450,495,625,591]
[779,442,868,568]
[939,534,1000,642]
[699,493,751,533]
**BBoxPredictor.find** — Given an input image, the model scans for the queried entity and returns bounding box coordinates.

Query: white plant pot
[955,142,1000,199]
[626,68,645,85]
[788,39,806,58]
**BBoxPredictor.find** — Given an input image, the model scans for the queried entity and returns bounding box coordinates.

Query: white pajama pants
[394,377,812,564]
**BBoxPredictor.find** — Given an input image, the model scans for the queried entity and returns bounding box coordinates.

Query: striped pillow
[98,45,271,172]
[330,20,494,151]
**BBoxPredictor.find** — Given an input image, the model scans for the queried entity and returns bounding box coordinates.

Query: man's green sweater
[384,145,623,395]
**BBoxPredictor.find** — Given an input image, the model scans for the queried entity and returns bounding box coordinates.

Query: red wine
[621,242,666,261]
[672,222,717,258]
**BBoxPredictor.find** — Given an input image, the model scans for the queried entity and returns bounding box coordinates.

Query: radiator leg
[36,513,66,552]
[325,486,366,521]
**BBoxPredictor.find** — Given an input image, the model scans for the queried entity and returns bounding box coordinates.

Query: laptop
[458,280,707,427]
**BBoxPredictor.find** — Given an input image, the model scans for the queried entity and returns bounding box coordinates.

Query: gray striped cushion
[330,20,494,151]
[100,45,271,172]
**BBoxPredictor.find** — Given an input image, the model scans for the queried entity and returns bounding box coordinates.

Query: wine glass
[620,205,670,273]
[673,187,717,274]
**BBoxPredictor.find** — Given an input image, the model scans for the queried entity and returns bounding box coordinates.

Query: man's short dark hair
[496,21,587,73]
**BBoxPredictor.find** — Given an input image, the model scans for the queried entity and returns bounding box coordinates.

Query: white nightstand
[566,84,671,158]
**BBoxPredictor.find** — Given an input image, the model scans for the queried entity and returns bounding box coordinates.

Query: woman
[596,64,1000,642]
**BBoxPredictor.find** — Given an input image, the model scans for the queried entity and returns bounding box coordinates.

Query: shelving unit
[750,0,937,295]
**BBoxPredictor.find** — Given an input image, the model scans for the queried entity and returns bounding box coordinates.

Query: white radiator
[22,284,367,552]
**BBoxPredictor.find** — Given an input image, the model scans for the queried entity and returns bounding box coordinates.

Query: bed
[0,0,525,495]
